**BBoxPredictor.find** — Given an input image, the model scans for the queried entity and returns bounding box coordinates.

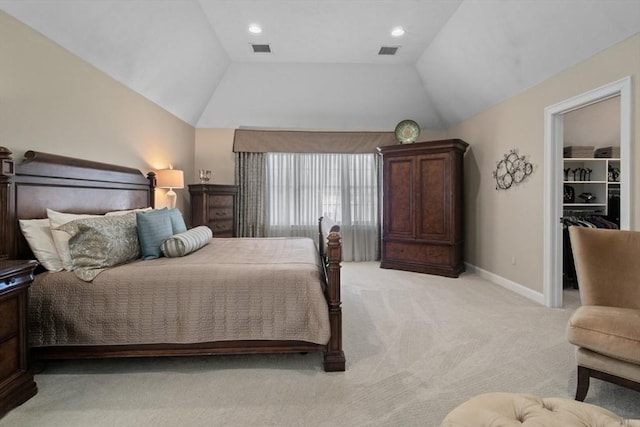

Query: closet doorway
[543,77,631,308]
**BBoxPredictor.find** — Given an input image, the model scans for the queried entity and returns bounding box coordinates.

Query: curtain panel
[235,152,266,237]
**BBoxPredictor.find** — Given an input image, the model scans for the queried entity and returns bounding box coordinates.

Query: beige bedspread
[29,237,330,347]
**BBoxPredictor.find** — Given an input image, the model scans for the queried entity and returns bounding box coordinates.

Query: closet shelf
[564,180,607,184]
[564,203,607,208]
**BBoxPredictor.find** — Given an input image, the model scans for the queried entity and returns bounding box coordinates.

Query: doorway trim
[543,76,631,308]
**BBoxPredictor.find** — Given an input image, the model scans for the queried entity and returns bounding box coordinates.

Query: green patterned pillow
[57,212,140,281]
[161,226,212,258]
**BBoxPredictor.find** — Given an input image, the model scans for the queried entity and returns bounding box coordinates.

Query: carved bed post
[147,171,157,208]
[324,230,346,371]
[0,147,15,260]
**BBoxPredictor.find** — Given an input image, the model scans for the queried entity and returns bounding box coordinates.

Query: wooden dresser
[189,184,238,237]
[378,139,468,277]
[0,260,38,419]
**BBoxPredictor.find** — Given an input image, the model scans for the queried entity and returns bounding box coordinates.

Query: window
[265,152,379,261]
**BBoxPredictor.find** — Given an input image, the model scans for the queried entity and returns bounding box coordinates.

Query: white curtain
[265,152,379,261]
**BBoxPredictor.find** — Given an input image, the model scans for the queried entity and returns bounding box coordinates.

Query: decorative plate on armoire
[394,120,420,144]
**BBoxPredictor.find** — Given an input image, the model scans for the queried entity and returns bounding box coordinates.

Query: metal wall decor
[493,149,534,190]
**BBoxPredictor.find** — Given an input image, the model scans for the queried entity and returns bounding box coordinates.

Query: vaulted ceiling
[1,0,639,131]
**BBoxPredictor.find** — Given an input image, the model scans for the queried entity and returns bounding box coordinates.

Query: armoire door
[383,157,414,239]
[416,153,451,243]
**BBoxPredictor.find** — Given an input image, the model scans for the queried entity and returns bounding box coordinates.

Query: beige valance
[233,129,398,154]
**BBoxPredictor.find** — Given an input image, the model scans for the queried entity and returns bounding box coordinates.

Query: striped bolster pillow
[161,226,213,258]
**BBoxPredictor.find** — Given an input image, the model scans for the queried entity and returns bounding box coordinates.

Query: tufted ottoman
[441,392,640,426]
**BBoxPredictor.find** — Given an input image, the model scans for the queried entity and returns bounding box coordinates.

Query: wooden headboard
[0,148,155,260]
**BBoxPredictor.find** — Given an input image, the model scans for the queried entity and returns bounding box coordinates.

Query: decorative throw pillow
[47,208,101,271]
[57,213,140,282]
[161,226,212,258]
[167,208,188,234]
[136,209,173,260]
[19,218,63,271]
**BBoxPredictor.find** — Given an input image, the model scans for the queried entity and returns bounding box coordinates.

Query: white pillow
[47,208,101,271]
[19,218,63,271]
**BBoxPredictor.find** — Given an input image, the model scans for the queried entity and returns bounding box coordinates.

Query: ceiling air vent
[251,44,271,53]
[378,46,399,55]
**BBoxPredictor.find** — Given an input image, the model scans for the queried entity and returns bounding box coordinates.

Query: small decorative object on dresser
[198,169,211,183]
[189,184,238,237]
[0,260,38,419]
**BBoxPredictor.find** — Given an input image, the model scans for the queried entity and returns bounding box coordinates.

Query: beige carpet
[2,262,638,427]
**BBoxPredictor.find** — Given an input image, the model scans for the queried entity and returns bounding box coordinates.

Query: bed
[0,148,345,372]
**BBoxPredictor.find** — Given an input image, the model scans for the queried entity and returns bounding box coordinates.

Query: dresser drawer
[209,195,234,208]
[0,335,19,381]
[208,207,233,221]
[0,297,18,340]
[209,219,234,235]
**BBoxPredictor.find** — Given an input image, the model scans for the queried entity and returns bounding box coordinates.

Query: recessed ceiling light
[391,27,405,37]
[248,24,262,34]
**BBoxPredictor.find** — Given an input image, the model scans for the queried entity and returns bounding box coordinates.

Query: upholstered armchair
[566,226,640,400]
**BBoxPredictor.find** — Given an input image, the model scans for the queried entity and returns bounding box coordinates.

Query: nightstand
[0,260,38,419]
[189,184,238,237]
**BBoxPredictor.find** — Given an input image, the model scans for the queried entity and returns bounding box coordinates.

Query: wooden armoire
[378,139,468,278]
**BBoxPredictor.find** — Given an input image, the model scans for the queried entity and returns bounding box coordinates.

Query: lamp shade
[156,168,184,189]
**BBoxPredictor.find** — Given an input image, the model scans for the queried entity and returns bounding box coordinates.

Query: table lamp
[156,165,184,209]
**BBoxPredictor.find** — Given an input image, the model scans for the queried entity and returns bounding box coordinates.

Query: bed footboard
[319,217,345,372]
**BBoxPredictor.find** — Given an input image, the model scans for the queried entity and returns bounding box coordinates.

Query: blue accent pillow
[168,208,187,234]
[136,209,173,260]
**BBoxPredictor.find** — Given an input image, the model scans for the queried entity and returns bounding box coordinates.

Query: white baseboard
[465,262,546,305]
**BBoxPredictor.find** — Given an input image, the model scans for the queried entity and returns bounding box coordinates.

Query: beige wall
[564,96,620,149]
[449,33,639,294]
[0,11,195,213]
[194,128,236,185]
